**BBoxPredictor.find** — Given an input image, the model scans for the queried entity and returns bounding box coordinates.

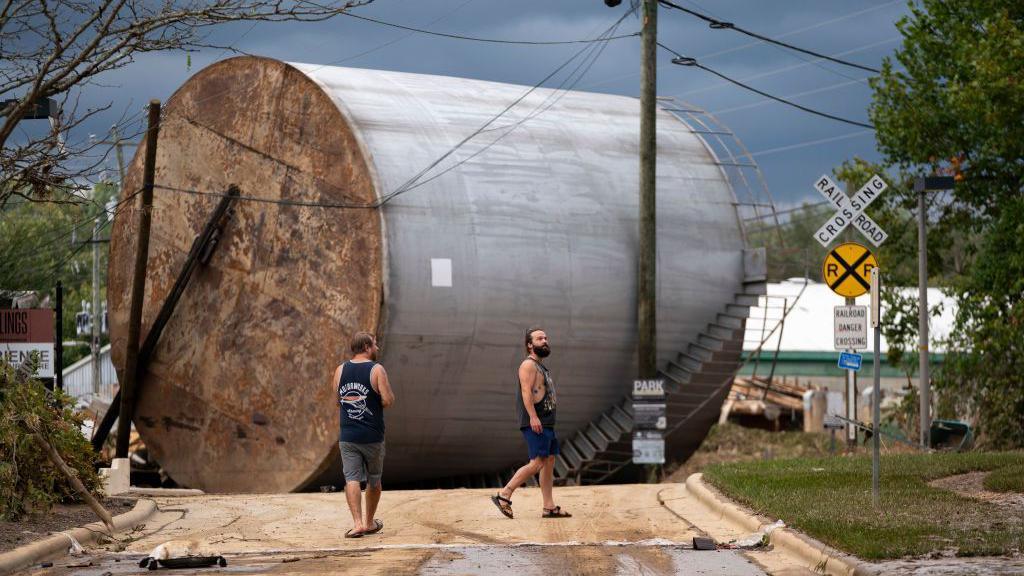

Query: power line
[325,0,478,65]
[710,78,867,116]
[749,130,874,158]
[342,11,639,45]
[695,0,904,62]
[377,9,634,206]
[673,37,899,100]
[657,0,882,73]
[659,43,874,130]
[150,16,630,213]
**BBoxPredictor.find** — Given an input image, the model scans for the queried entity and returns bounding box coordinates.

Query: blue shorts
[521,427,560,460]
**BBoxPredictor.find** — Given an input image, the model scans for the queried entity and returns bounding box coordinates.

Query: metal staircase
[549,264,767,485]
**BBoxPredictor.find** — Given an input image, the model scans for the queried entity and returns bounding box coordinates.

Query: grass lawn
[703,451,1024,559]
[985,463,1024,493]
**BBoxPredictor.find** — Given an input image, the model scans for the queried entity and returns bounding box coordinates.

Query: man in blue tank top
[490,328,571,519]
[332,331,395,538]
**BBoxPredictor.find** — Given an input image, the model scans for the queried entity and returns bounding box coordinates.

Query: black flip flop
[491,493,514,519]
[362,519,384,535]
[542,506,572,518]
[344,528,363,538]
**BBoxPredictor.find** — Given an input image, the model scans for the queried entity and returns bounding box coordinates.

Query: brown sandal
[491,494,514,519]
[542,506,572,518]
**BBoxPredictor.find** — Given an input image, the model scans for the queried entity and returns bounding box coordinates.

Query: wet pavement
[31,543,767,576]
[16,485,819,575]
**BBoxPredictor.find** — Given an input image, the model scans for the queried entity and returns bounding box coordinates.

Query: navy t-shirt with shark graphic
[338,360,385,444]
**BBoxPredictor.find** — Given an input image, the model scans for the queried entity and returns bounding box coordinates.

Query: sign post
[632,378,666,470]
[871,267,882,507]
[814,174,888,451]
[825,245,872,448]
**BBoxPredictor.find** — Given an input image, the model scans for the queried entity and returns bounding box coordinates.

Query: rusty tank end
[107,57,383,492]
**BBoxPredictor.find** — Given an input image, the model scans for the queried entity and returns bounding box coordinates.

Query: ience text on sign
[0,309,55,379]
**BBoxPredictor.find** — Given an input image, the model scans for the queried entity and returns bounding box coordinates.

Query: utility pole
[916,185,930,449]
[638,0,658,379]
[913,176,954,450]
[111,125,127,187]
[871,268,881,507]
[91,214,101,395]
[117,100,160,459]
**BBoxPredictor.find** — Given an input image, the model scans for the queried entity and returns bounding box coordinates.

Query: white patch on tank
[431,258,452,287]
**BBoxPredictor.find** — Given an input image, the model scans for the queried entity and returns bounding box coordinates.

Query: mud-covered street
[23,485,806,575]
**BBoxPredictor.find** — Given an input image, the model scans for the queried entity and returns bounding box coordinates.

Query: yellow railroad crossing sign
[822,242,878,298]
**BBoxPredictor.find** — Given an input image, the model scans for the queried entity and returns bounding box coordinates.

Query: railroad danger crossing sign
[823,242,878,298]
[812,174,889,247]
[834,305,868,350]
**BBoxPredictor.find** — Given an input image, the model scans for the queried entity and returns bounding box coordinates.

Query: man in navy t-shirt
[332,331,395,538]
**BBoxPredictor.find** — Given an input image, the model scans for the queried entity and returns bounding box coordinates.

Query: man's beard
[534,344,551,358]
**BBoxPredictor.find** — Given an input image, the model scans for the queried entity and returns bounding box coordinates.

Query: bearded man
[490,328,571,519]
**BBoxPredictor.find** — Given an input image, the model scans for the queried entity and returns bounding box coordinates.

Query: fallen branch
[32,433,114,533]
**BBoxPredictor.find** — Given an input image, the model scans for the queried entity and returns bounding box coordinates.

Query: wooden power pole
[117,100,160,458]
[639,0,658,379]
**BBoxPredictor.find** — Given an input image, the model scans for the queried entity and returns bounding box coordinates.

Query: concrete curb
[124,487,204,497]
[685,473,878,576]
[0,498,157,576]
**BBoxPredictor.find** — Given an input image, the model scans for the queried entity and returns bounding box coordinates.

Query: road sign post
[870,267,881,507]
[814,175,889,451]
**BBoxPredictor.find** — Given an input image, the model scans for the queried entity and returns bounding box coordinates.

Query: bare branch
[0,0,376,204]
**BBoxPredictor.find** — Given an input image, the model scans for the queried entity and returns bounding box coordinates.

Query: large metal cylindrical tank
[108,56,746,492]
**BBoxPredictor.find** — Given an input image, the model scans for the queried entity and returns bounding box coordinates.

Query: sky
[52,0,913,211]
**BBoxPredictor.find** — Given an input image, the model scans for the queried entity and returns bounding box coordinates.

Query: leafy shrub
[0,357,101,520]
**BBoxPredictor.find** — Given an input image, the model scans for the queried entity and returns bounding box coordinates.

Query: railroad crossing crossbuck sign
[812,174,889,247]
[823,242,878,298]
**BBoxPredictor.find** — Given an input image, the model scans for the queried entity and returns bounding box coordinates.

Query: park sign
[0,309,55,378]
[812,175,889,248]
[632,379,666,463]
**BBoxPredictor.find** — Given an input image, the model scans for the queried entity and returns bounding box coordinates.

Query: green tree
[866,0,1024,447]
[1,181,118,367]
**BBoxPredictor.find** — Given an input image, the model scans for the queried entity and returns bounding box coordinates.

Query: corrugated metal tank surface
[107,56,745,492]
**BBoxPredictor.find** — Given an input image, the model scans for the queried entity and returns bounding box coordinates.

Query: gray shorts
[339,441,385,487]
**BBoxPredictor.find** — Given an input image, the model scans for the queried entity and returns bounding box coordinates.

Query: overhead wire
[53,2,639,210]
[657,0,882,73]
[141,9,635,212]
[710,78,868,116]
[694,0,903,61]
[324,0,478,66]
[671,37,899,100]
[658,43,875,130]
[341,11,639,45]
[749,130,875,158]
[376,8,635,206]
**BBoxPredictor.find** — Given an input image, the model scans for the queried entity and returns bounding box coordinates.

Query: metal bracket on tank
[91,185,241,451]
